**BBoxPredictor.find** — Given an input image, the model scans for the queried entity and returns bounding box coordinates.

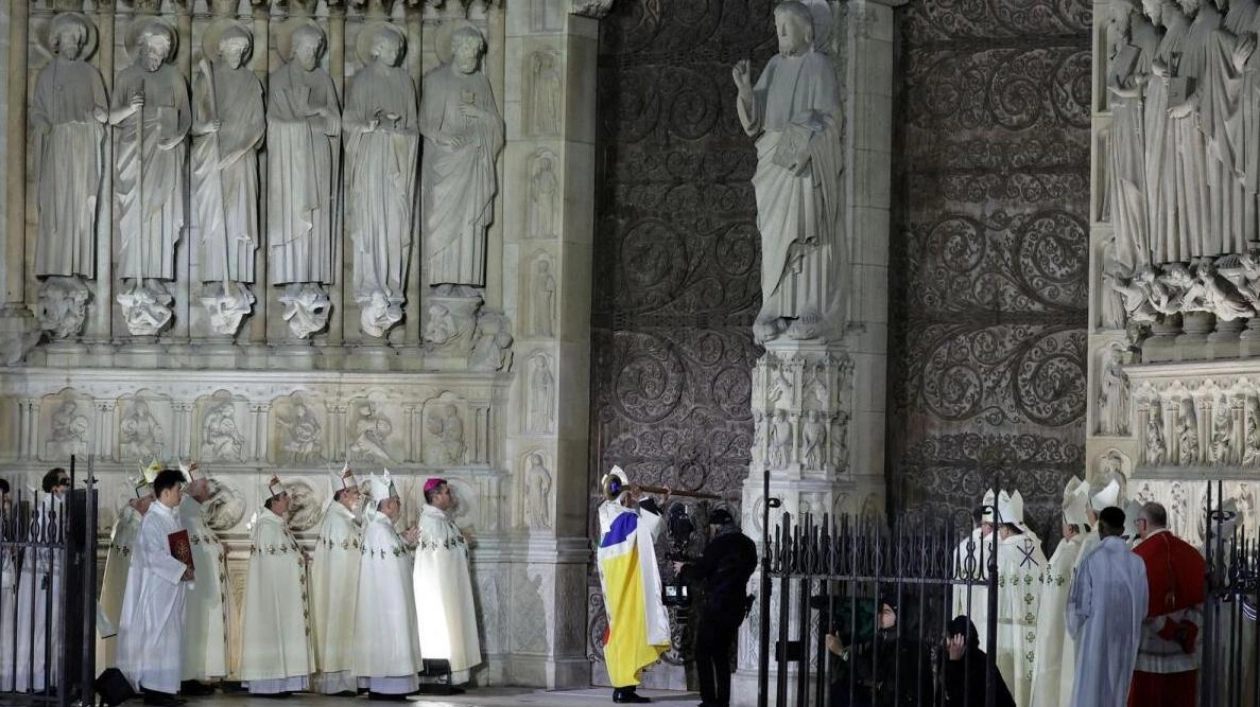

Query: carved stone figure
[528,356,555,433]
[278,401,322,462]
[111,18,190,334]
[1202,0,1257,256]
[1189,259,1252,321]
[1170,0,1219,260]
[801,410,826,467]
[201,401,244,462]
[1178,398,1199,465]
[1211,397,1235,464]
[830,410,849,468]
[1244,398,1260,465]
[733,1,843,343]
[751,410,766,463]
[345,22,419,338]
[532,259,556,337]
[529,152,559,239]
[192,21,264,336]
[421,27,505,288]
[36,277,91,340]
[120,399,163,460]
[33,12,108,332]
[268,20,341,339]
[440,404,465,465]
[1097,345,1131,436]
[1105,0,1158,270]
[348,401,393,462]
[1145,0,1188,264]
[469,310,514,372]
[425,303,458,345]
[1146,400,1167,465]
[47,400,90,459]
[769,410,792,468]
[528,50,561,136]
[525,453,552,529]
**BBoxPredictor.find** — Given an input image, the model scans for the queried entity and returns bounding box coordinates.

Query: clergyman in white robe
[1066,520,1148,707]
[311,470,362,695]
[15,491,66,692]
[97,495,151,673]
[116,474,191,697]
[414,480,482,683]
[952,521,993,653]
[1030,476,1090,707]
[353,476,422,696]
[179,486,234,686]
[239,482,314,695]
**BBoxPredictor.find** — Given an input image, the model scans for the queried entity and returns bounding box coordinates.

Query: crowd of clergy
[91,462,482,705]
[954,479,1208,707]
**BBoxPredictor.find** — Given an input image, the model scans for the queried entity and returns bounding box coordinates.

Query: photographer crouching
[670,509,757,707]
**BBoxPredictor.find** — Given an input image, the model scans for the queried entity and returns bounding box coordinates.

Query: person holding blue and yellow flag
[597,467,671,704]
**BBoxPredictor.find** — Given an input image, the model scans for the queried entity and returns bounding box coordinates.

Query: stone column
[488,0,598,689]
[731,1,898,704]
[0,0,38,366]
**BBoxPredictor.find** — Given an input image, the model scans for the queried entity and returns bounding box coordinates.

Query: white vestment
[0,510,17,691]
[951,527,992,652]
[995,532,1046,707]
[97,505,143,673]
[310,503,362,693]
[116,500,189,694]
[413,505,481,679]
[179,496,234,682]
[1072,529,1100,574]
[239,508,313,693]
[15,495,65,692]
[1066,535,1148,707]
[353,512,422,693]
[1029,534,1083,707]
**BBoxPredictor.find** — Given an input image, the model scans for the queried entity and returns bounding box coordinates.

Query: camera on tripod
[662,504,696,609]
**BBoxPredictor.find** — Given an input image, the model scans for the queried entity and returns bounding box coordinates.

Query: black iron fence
[753,477,1260,707]
[0,457,98,707]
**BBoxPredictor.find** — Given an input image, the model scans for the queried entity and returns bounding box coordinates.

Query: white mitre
[598,465,632,534]
[1090,479,1121,511]
[1062,476,1090,527]
[980,488,998,524]
[324,462,359,511]
[366,471,397,506]
[179,459,203,483]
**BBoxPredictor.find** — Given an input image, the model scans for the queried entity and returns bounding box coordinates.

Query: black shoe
[144,690,179,707]
[332,691,358,697]
[367,692,409,701]
[181,681,215,696]
[613,688,652,704]
[255,692,292,699]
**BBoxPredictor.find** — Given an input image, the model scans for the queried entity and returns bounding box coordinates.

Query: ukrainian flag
[597,502,670,688]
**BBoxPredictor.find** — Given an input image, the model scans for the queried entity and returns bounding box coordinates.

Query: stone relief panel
[422,392,468,467]
[346,394,401,464]
[196,390,250,463]
[891,1,1092,536]
[527,148,560,240]
[117,391,172,462]
[269,393,326,463]
[525,351,555,435]
[526,49,562,138]
[521,449,553,530]
[40,390,94,462]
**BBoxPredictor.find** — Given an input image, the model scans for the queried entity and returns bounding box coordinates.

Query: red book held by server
[168,529,193,571]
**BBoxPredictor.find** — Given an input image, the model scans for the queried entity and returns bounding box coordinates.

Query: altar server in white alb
[15,468,71,692]
[178,461,236,694]
[988,488,1046,707]
[117,469,193,707]
[1029,476,1090,707]
[354,472,423,699]
[311,464,363,695]
[98,465,156,673]
[239,475,314,696]
[414,478,482,684]
[1066,505,1147,707]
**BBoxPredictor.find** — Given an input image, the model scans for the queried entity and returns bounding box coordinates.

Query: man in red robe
[1129,502,1206,707]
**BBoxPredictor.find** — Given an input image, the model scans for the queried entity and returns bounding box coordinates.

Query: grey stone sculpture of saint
[344,22,419,338]
[32,13,108,339]
[421,26,505,291]
[733,1,843,343]
[192,21,265,336]
[110,18,190,336]
[268,20,341,339]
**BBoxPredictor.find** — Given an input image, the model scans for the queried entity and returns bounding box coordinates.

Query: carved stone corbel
[571,0,614,18]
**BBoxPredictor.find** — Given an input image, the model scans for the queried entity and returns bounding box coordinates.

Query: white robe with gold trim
[239,508,313,693]
[995,532,1046,707]
[310,502,362,694]
[1029,534,1082,707]
[353,512,422,694]
[97,505,143,673]
[179,496,235,682]
[413,504,481,680]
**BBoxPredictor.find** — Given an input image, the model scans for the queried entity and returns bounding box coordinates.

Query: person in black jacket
[941,615,1015,707]
[825,593,933,707]
[671,508,757,707]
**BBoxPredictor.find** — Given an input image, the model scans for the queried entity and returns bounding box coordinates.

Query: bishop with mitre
[178,461,235,694]
[988,488,1046,707]
[413,478,482,685]
[311,463,363,695]
[239,475,314,696]
[1029,476,1090,707]
[97,463,156,673]
[353,472,423,699]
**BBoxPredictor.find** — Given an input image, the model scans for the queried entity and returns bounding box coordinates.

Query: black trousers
[694,608,744,707]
